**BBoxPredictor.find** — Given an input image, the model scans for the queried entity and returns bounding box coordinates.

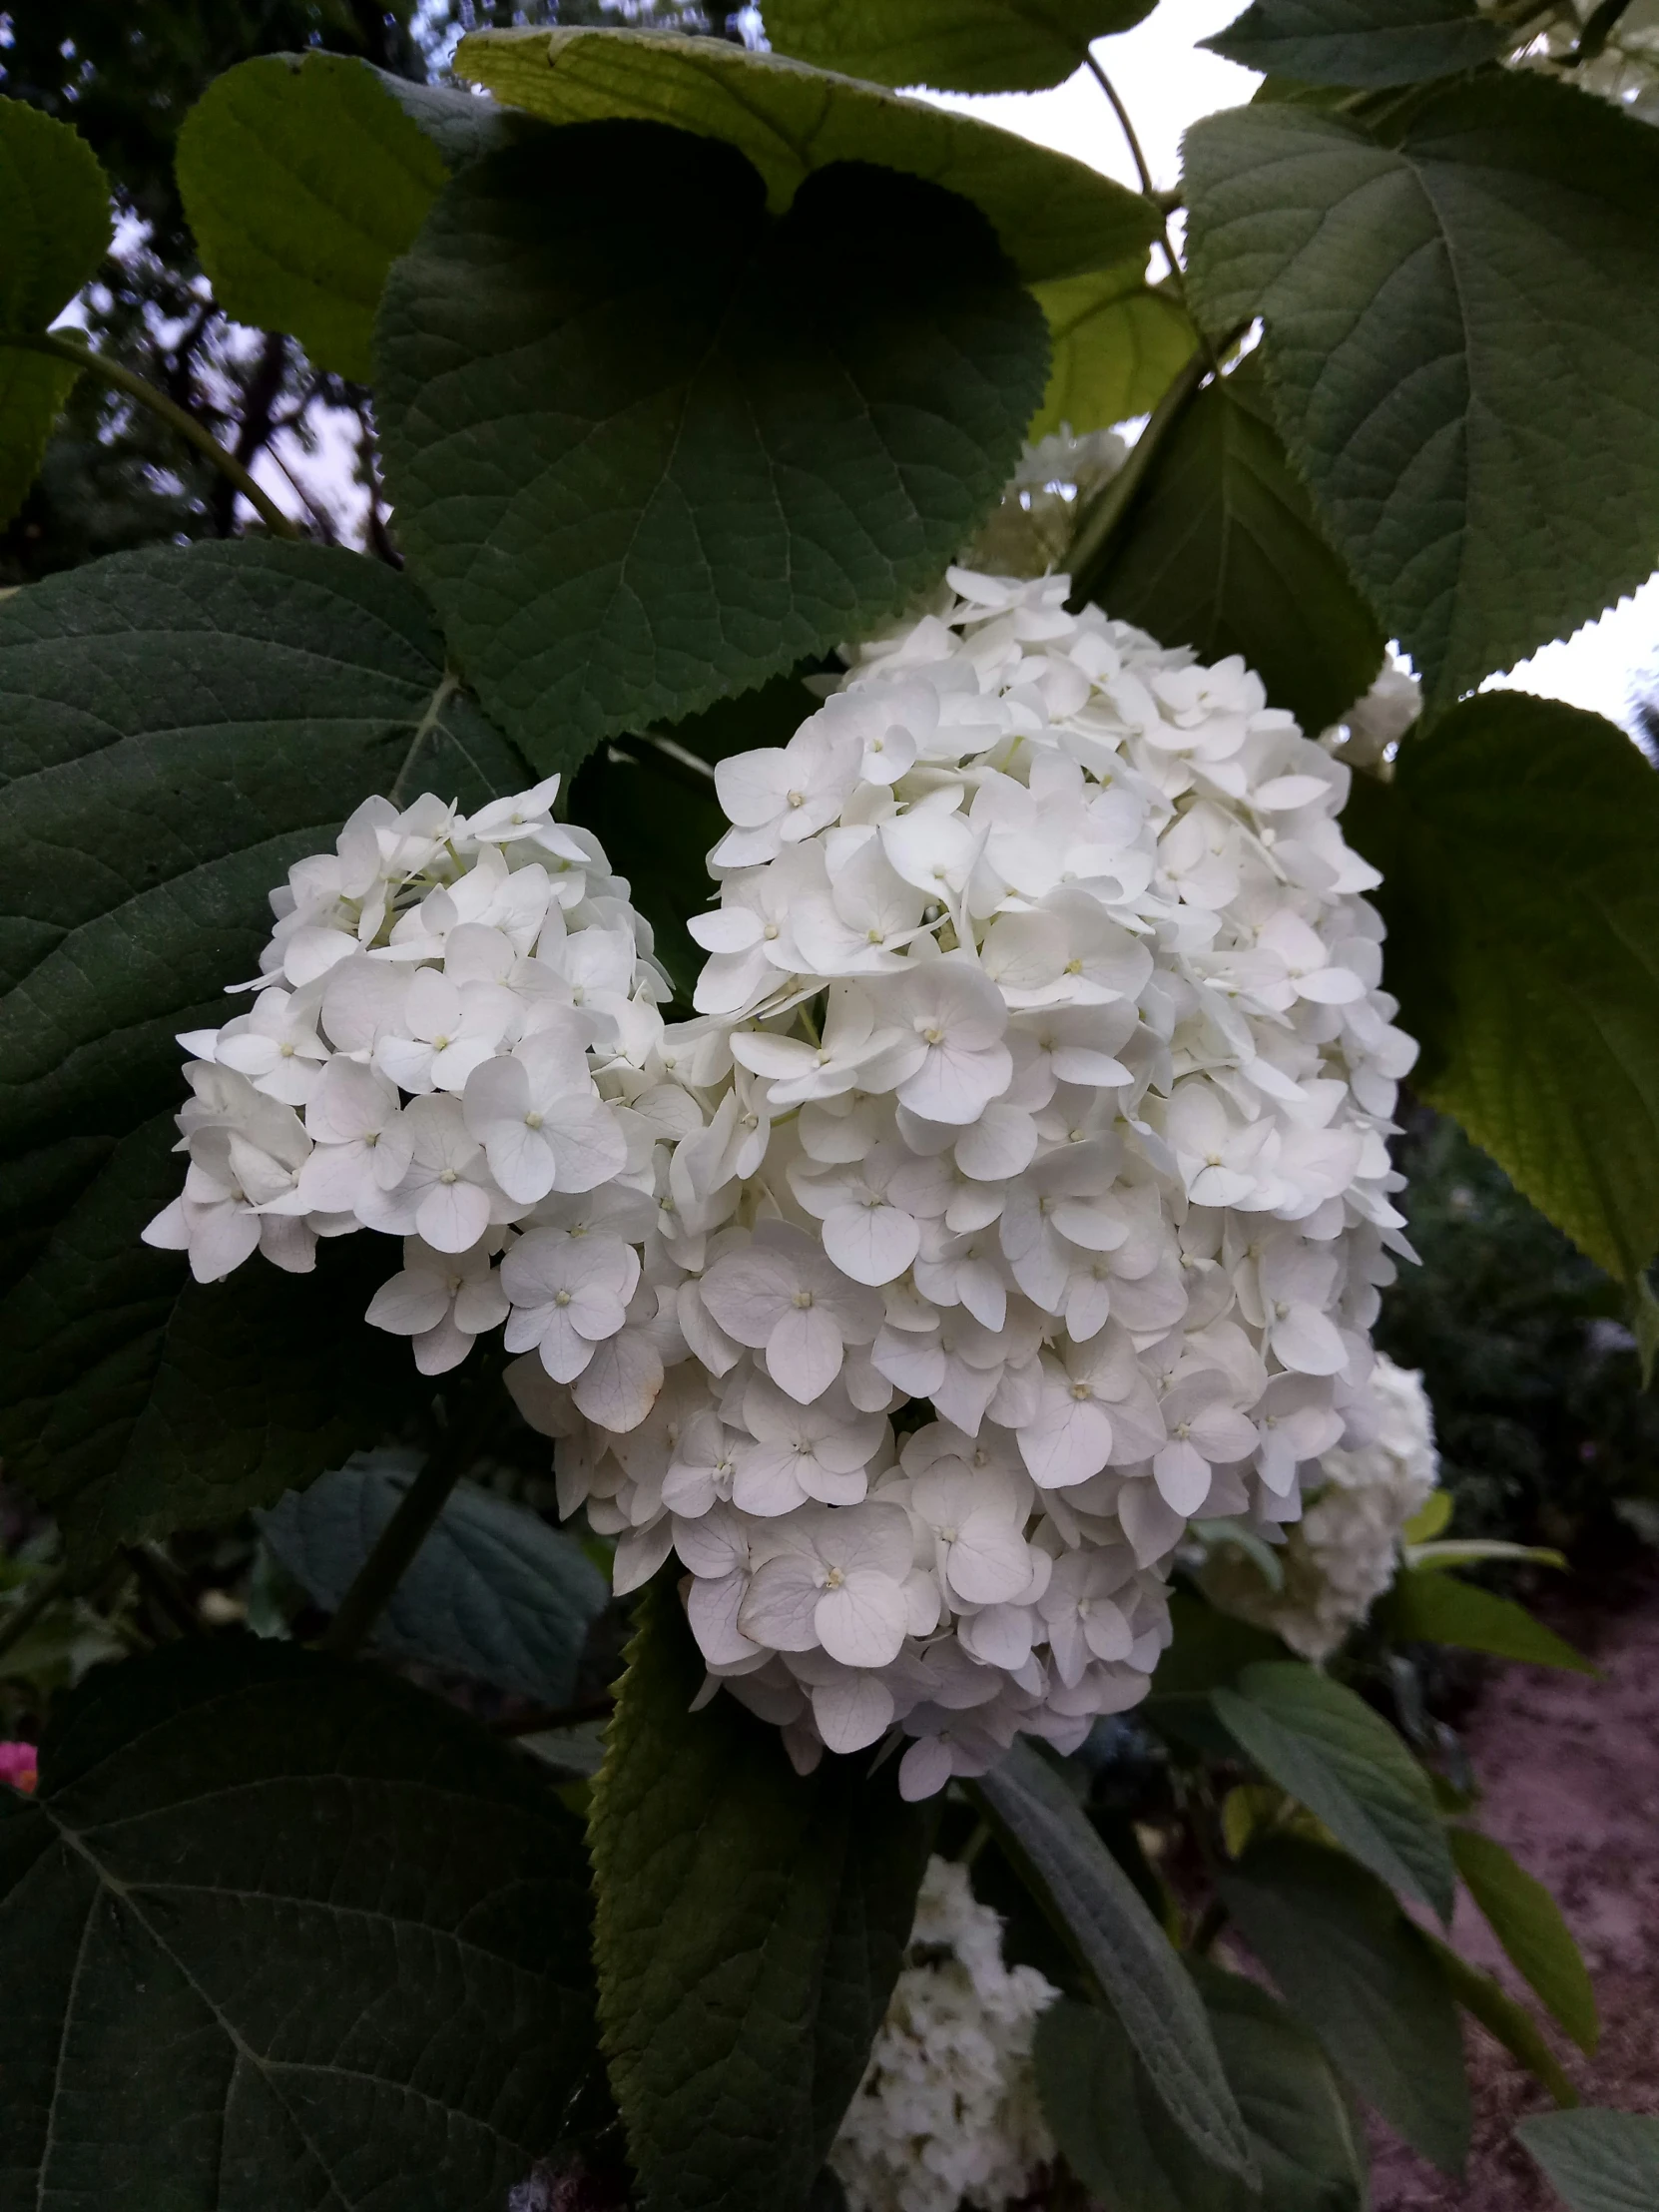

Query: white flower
[874,954,1012,1126]
[364,1236,509,1375]
[462,1031,627,1205]
[699,1223,882,1403]
[500,1226,639,1382]
[740,1501,914,1667]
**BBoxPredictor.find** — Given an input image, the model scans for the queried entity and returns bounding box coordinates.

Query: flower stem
[1083,54,1199,335]
[320,1372,502,1659]
[0,328,301,541]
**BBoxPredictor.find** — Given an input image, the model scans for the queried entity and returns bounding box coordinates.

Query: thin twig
[1085,51,1157,199]
[0,1566,69,1666]
[320,1376,502,1659]
[0,329,301,540]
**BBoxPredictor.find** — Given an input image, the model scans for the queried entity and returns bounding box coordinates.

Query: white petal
[815,1573,907,1667]
[811,1671,894,1754]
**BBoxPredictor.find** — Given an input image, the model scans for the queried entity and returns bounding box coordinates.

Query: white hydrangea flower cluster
[142,775,687,1392]
[1200,1352,1438,1661]
[830,1855,1057,2212]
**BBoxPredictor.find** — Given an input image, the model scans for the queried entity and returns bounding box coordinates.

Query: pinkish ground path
[1371,1562,1659,2209]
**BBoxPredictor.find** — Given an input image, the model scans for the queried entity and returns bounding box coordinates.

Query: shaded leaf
[1074,358,1383,736]
[973,1739,1255,2182]
[376,123,1046,770]
[762,0,1157,93]
[1194,1961,1370,2212]
[1517,2109,1659,2212]
[1203,0,1502,85]
[176,52,522,383]
[0,94,113,524]
[1450,1829,1599,2053]
[0,540,528,1561]
[1035,1997,1242,2211]
[259,1450,610,1704]
[1184,75,1659,706]
[1423,1931,1577,2109]
[1219,1837,1470,2173]
[1385,1567,1596,1675]
[0,1639,597,2209]
[1213,1661,1456,1918]
[455,28,1157,280]
[1029,265,1198,440]
[590,1581,935,2212]
[1344,691,1659,1283]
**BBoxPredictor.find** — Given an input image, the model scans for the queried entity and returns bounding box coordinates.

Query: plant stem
[1571,0,1636,60]
[1083,54,1201,338]
[0,328,301,541]
[0,1566,68,1665]
[320,1377,501,1659]
[1062,343,1211,604]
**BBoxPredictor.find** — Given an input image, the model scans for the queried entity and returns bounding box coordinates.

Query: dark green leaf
[1213,1661,1455,1918]
[376,123,1047,771]
[1220,1837,1470,2172]
[972,1740,1255,2182]
[761,0,1157,93]
[175,53,520,383]
[590,1580,935,2212]
[0,540,529,1561]
[1517,2109,1659,2212]
[1030,265,1199,440]
[1074,358,1384,736]
[1422,1931,1577,2109]
[455,29,1157,280]
[1183,75,1659,706]
[1193,1962,1370,2212]
[1035,1997,1243,2211]
[1203,0,1502,85]
[1344,690,1659,1283]
[1385,1566,1597,1675]
[0,94,113,524]
[259,1450,610,1703]
[0,1639,596,2208]
[1450,1829,1599,2053]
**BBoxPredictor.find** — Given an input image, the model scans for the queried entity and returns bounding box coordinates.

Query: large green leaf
[1219,1838,1470,2173]
[0,1639,597,2208]
[1423,1931,1577,2109]
[0,94,113,525]
[590,1581,935,2212]
[375,123,1046,769]
[259,1451,610,1703]
[1195,1964,1369,2212]
[1344,690,1659,1283]
[176,53,521,383]
[454,29,1157,281]
[1212,1661,1455,1919]
[1029,265,1198,440]
[1073,359,1384,736]
[0,540,529,1562]
[1517,2110,1659,2212]
[972,1740,1255,2182]
[1450,1829,1599,2054]
[761,0,1156,93]
[1203,0,1502,85]
[1385,1565,1597,1674]
[1183,73,1659,706]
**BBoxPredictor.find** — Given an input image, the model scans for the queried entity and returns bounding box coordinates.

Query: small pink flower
[0,1741,38,1794]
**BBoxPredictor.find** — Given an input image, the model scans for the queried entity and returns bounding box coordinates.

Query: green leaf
[1422,1931,1578,2108]
[1074,358,1384,736]
[1183,74,1659,706]
[1401,1488,1453,1543]
[1219,1837,1470,2173]
[1404,1539,1567,1570]
[1194,1962,1371,2212]
[1212,1661,1456,1919]
[1385,1566,1597,1674]
[1203,0,1503,85]
[454,29,1157,281]
[1029,265,1199,440]
[175,53,520,383]
[761,0,1157,93]
[1450,1829,1599,2054]
[972,1739,1255,2183]
[0,1639,597,2207]
[1344,691,1659,1283]
[1517,2109,1659,2212]
[1035,1997,1244,2212]
[259,1450,610,1704]
[375,123,1046,770]
[590,1580,936,2212]
[0,94,114,525]
[0,539,529,1562]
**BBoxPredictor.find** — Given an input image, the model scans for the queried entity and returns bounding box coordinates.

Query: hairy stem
[320,1374,502,1659]
[0,328,301,540]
